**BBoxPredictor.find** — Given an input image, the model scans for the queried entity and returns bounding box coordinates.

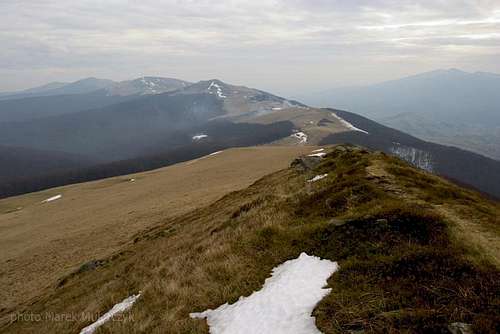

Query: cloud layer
[2,0,500,95]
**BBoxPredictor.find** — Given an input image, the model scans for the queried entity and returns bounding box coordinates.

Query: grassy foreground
[2,145,499,333]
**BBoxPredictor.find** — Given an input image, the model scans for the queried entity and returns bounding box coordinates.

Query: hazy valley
[304,69,500,161]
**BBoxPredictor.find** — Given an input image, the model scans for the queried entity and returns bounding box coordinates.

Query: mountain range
[0,76,190,101]
[303,69,500,160]
[1,74,500,200]
[1,73,499,334]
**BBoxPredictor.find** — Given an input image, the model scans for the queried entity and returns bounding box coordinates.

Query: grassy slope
[0,146,313,319]
[2,145,499,333]
[235,107,350,146]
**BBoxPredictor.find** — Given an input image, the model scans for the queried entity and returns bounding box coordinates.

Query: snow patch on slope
[308,152,327,158]
[139,77,160,94]
[79,293,140,334]
[331,113,369,134]
[41,194,62,203]
[209,151,222,156]
[390,144,434,172]
[190,253,338,334]
[208,82,227,99]
[308,174,328,183]
[291,131,308,144]
[193,134,208,141]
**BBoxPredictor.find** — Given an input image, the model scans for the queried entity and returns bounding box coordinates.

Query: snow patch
[129,178,136,182]
[272,107,283,111]
[209,151,222,156]
[79,293,140,334]
[190,253,338,334]
[42,194,62,203]
[308,152,327,158]
[308,174,328,183]
[138,77,163,95]
[193,134,208,141]
[186,151,223,165]
[208,82,227,99]
[331,113,369,134]
[284,100,307,109]
[311,148,325,153]
[140,77,156,87]
[291,131,308,144]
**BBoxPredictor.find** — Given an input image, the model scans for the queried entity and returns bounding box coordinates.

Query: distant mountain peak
[445,68,466,74]
[105,77,191,96]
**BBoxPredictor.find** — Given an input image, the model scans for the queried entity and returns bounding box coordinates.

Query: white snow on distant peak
[272,107,283,111]
[308,174,328,183]
[193,134,208,141]
[284,100,307,109]
[311,148,325,153]
[308,152,327,158]
[208,81,227,99]
[140,77,156,87]
[331,113,369,134]
[190,253,338,334]
[291,131,308,144]
[79,293,141,334]
[41,194,62,203]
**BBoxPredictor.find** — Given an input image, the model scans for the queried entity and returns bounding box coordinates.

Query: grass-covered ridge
[2,145,499,333]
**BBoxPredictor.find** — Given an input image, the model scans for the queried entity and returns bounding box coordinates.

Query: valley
[304,69,500,161]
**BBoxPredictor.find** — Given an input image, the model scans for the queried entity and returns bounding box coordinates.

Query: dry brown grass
[235,107,350,145]
[0,145,314,321]
[1,145,499,333]
[372,154,500,268]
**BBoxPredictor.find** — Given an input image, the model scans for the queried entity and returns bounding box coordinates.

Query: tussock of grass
[3,145,499,333]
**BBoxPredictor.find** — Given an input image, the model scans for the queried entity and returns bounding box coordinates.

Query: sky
[1,0,500,96]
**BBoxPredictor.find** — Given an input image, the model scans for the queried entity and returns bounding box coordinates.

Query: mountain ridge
[1,145,498,333]
[0,76,190,100]
[1,76,500,201]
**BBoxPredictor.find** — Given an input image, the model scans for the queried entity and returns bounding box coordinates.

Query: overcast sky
[2,0,500,96]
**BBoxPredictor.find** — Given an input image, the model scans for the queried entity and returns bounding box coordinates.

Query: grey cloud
[0,0,499,94]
